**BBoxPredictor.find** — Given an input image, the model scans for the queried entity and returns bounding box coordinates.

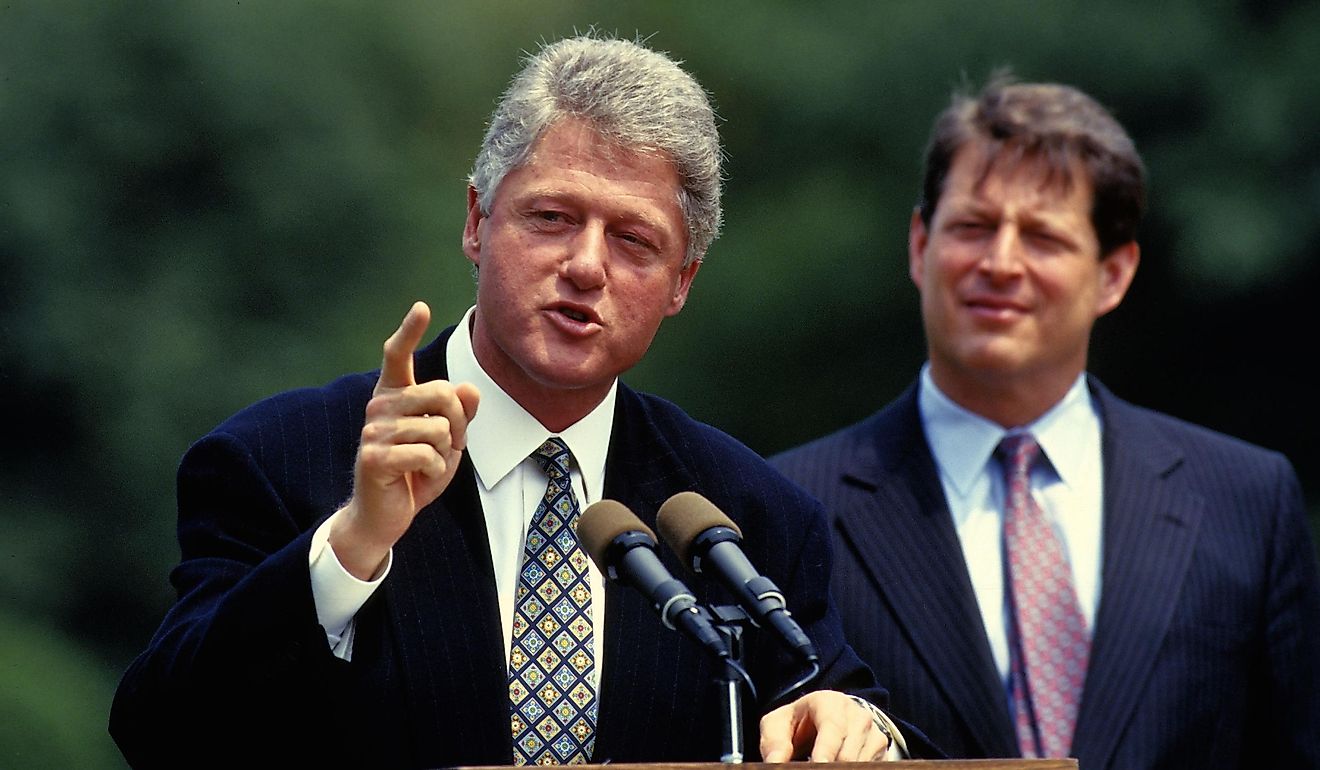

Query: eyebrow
[519,188,677,239]
[945,195,1089,243]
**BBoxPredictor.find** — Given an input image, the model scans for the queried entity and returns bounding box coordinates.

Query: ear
[1095,240,1140,317]
[908,208,929,290]
[462,186,484,266]
[663,259,702,317]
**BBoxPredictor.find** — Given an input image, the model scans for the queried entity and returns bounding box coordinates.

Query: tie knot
[996,433,1041,477]
[532,436,572,480]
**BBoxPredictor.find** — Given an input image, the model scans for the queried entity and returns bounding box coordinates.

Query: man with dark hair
[109,34,929,768]
[772,75,1320,769]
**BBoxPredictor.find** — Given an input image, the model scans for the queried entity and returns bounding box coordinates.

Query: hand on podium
[759,690,898,762]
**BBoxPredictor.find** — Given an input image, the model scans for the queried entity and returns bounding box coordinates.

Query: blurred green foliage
[2,0,1317,766]
[1,611,123,768]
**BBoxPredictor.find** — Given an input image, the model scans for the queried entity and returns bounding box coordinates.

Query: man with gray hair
[110,34,928,768]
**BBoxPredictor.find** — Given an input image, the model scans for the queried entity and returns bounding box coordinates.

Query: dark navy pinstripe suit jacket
[770,378,1320,770]
[109,326,903,769]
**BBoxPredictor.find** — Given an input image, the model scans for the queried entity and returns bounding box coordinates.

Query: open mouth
[559,307,590,323]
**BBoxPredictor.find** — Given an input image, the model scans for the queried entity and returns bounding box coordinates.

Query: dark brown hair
[917,73,1146,255]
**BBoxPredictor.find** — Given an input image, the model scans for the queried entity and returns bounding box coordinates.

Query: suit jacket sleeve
[109,375,372,768]
[1253,454,1320,765]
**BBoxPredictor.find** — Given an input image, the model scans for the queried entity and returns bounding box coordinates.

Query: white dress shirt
[917,365,1104,683]
[307,306,613,688]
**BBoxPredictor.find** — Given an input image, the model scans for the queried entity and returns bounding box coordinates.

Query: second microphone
[656,491,820,664]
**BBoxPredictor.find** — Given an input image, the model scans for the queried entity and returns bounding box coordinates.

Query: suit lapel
[1070,381,1204,769]
[591,387,704,761]
[388,461,510,764]
[842,390,1018,756]
[380,327,513,765]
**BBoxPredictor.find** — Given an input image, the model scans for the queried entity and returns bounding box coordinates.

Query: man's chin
[526,360,618,393]
[949,337,1027,371]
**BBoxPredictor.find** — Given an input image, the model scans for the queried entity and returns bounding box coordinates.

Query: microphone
[577,500,728,659]
[656,491,819,663]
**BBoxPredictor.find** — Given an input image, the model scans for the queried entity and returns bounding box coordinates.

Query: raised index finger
[379,301,431,390]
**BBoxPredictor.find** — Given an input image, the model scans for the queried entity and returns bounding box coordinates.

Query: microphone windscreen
[578,499,656,568]
[656,491,743,566]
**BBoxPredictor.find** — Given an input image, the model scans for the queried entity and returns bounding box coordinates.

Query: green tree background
[3,1,1317,765]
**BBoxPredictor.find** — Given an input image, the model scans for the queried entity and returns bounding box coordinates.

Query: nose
[979,225,1024,281]
[562,224,608,290]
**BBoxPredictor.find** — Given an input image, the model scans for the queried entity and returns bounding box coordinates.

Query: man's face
[463,118,698,415]
[909,143,1137,403]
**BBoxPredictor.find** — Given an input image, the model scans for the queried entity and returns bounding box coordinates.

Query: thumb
[450,382,482,451]
[456,382,481,421]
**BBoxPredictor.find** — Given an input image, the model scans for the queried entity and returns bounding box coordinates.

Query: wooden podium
[459,762,1076,770]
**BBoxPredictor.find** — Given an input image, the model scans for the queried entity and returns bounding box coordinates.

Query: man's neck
[930,364,1082,429]
[503,380,612,434]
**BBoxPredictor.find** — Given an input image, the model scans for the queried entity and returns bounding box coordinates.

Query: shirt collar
[918,365,1096,495]
[918,365,1006,497]
[446,305,616,500]
[1030,375,1098,492]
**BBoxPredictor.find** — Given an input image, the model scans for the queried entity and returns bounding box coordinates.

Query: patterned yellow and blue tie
[509,438,596,765]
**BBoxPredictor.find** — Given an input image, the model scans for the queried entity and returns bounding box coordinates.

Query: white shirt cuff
[308,510,391,659]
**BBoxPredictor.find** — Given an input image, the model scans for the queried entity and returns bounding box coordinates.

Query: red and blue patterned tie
[508,438,596,765]
[999,433,1089,758]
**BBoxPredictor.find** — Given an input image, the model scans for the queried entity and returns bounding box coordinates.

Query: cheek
[621,265,677,304]
[1037,269,1097,322]
[928,256,970,300]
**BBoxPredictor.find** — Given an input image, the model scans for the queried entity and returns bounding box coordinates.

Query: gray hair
[469,34,723,267]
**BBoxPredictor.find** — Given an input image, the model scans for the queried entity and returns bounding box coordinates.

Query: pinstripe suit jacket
[109,326,895,769]
[770,377,1320,769]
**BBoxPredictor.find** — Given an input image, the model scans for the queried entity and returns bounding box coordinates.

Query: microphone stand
[707,604,753,764]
